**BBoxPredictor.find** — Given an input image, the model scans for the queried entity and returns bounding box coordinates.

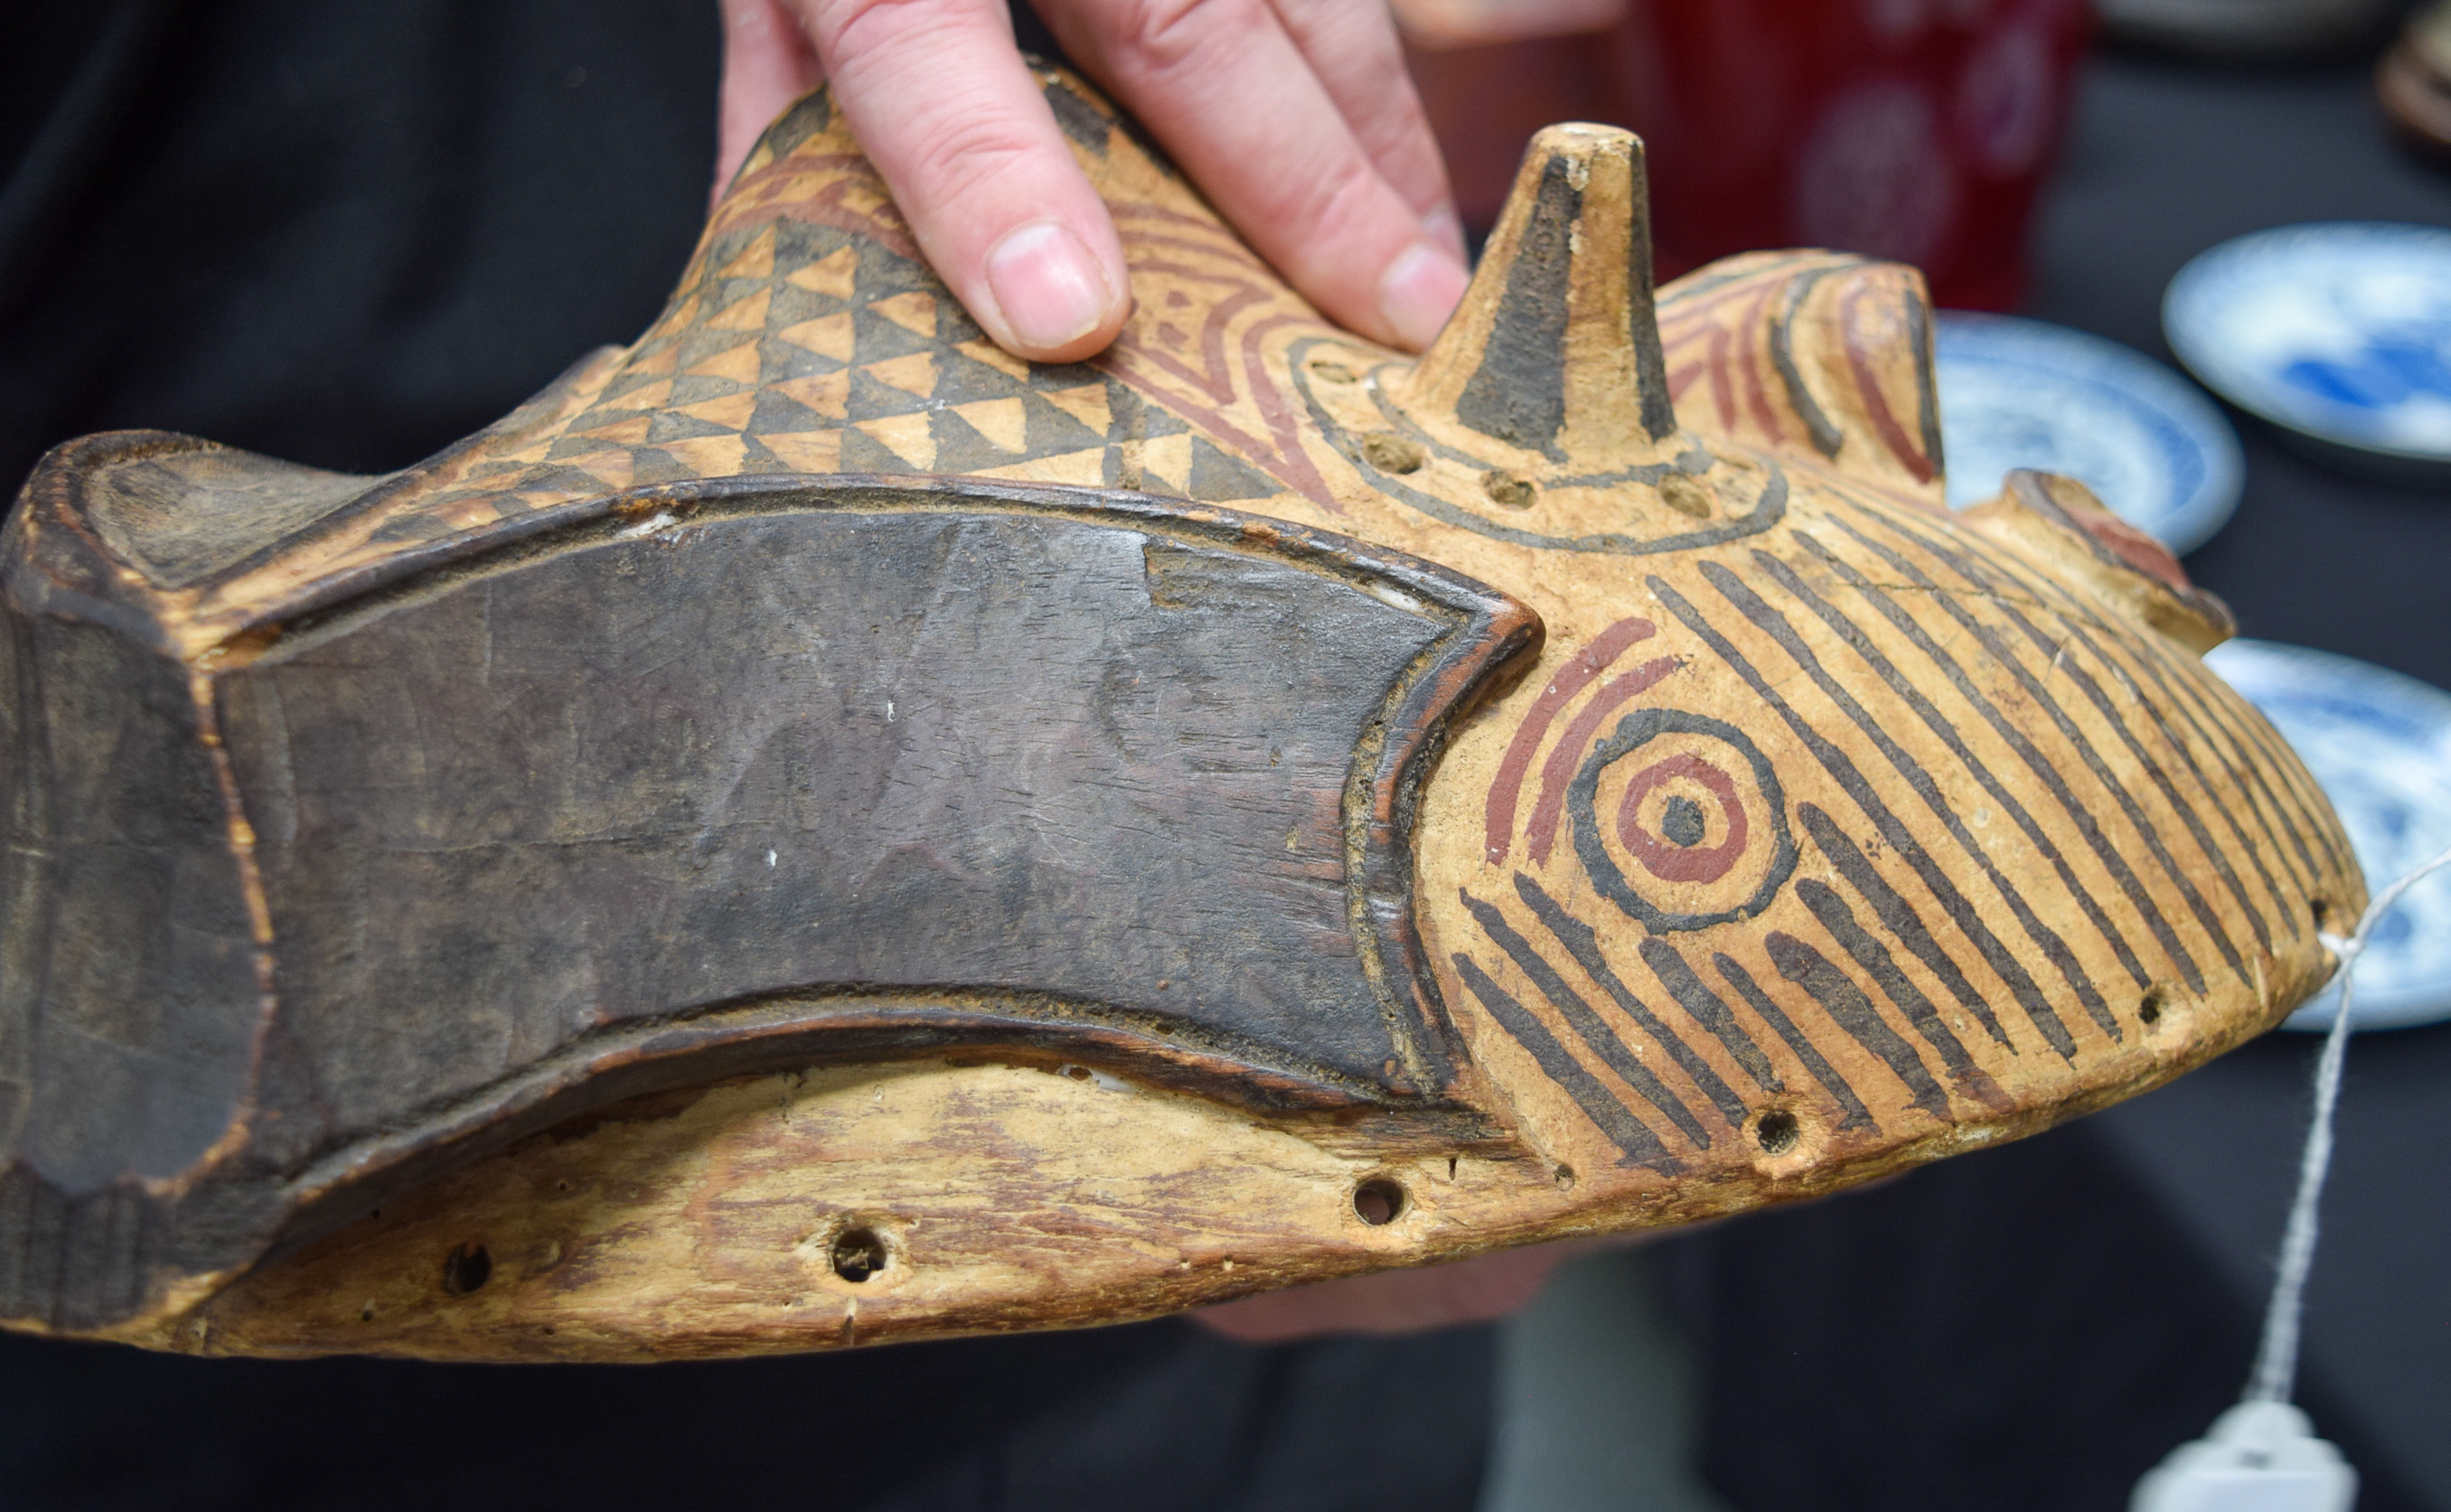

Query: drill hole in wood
[831,1226,890,1282]
[1352,1177,1406,1226]
[1362,434,1426,474]
[1480,470,1536,510]
[440,1244,492,1296]
[1755,1110,1801,1156]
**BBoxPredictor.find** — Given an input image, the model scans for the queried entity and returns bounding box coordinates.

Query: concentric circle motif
[1567,709,1797,932]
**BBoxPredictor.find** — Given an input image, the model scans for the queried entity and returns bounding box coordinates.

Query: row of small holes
[431,891,2352,1307]
[1355,432,1547,516]
[434,1228,893,1300]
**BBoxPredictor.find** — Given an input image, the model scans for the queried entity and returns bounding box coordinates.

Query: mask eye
[1566,709,1797,934]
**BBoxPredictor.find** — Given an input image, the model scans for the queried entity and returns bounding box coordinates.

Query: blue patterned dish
[2204,639,2451,1031]
[2165,222,2451,470]
[1935,312,2243,554]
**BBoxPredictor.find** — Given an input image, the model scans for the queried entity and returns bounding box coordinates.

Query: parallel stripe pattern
[1451,469,2352,1167]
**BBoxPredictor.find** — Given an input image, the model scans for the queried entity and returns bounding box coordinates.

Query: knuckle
[905,118,1049,205]
[1097,0,1272,74]
[1271,149,1382,251]
[817,0,976,57]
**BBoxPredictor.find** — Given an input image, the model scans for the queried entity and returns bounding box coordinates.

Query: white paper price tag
[2132,1403,2358,1512]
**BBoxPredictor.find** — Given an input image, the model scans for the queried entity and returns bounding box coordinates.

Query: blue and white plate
[1935,312,2244,554]
[2204,639,2451,1031]
[2164,222,2451,469]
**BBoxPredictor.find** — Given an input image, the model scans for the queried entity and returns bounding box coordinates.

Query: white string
[2241,840,2451,1406]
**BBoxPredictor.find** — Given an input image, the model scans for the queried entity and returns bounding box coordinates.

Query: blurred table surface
[1659,45,2451,1512]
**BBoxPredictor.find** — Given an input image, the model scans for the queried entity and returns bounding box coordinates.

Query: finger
[791,0,1131,362]
[715,0,827,205]
[1263,0,1464,261]
[1044,0,1468,352]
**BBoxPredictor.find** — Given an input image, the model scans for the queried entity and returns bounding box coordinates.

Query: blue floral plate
[1935,312,2243,554]
[2203,639,2451,1031]
[2165,222,2451,474]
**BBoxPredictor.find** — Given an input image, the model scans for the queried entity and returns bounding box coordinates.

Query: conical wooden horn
[1397,124,1681,474]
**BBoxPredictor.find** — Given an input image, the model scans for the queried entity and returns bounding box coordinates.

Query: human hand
[714,0,1470,362]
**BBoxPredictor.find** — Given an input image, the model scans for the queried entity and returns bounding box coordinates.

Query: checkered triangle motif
[286,72,1345,591]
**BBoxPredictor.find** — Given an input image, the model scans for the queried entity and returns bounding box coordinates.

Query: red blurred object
[1404,0,2094,311]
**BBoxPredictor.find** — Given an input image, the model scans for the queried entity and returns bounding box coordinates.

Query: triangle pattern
[662,435,750,477]
[1187,437,1282,502]
[714,226,775,282]
[678,394,758,431]
[685,342,762,384]
[626,339,681,378]
[870,291,936,338]
[605,378,674,412]
[865,352,938,399]
[572,414,654,445]
[1039,383,1111,437]
[706,287,772,333]
[972,449,1107,487]
[951,398,1028,455]
[628,447,702,485]
[934,348,1029,406]
[732,435,797,475]
[786,245,859,299]
[1141,433,1195,493]
[646,410,737,445]
[670,373,750,406]
[855,412,937,470]
[779,312,855,364]
[955,339,1029,381]
[850,303,937,362]
[769,371,850,422]
[1017,391,1105,455]
[759,430,845,474]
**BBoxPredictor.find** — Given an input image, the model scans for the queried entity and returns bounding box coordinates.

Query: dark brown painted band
[1764,933,1951,1122]
[1710,953,1878,1133]
[1463,890,1713,1146]
[1512,874,1752,1125]
[1452,953,1681,1172]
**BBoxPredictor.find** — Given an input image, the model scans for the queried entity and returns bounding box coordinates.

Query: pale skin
[713,0,1470,362]
[715,0,1555,1335]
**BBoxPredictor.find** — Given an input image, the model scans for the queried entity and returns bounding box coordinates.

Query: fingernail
[984,221,1113,353]
[1378,241,1470,352]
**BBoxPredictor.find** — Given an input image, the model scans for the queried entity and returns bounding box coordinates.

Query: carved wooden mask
[0,73,2357,1359]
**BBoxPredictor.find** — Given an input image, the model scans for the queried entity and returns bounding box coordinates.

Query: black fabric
[0,7,1493,1510]
[0,1319,1495,1511]
[0,0,724,493]
[1656,1112,2429,1512]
